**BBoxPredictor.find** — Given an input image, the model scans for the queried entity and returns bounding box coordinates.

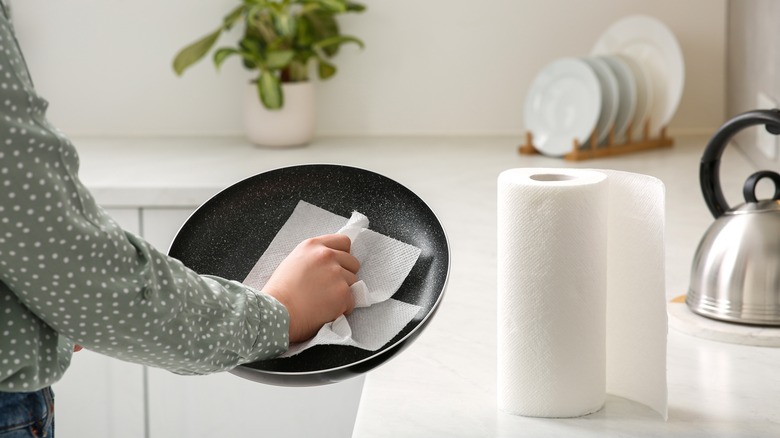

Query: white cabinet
[147,370,365,438]
[52,209,146,438]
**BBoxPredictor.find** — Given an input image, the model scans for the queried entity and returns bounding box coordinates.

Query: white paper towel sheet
[497,168,667,419]
[243,200,422,358]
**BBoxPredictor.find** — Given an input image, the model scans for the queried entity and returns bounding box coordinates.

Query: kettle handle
[701,109,780,218]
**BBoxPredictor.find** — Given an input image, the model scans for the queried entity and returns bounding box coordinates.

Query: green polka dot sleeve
[0,6,289,392]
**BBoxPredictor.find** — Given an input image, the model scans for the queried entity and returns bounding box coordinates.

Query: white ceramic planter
[244,81,316,147]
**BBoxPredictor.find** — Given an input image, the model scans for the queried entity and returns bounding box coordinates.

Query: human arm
[0,9,353,379]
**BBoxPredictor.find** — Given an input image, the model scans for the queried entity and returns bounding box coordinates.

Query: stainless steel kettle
[687,109,780,325]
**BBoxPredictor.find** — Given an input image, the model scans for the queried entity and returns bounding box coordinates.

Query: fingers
[343,287,356,315]
[308,233,360,316]
[342,268,358,286]
[315,234,351,252]
[310,234,361,273]
[338,263,357,315]
[334,250,360,274]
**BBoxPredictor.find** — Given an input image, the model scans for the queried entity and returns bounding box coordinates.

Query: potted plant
[173,0,365,147]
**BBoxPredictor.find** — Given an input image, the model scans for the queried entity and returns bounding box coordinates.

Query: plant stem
[280,67,292,83]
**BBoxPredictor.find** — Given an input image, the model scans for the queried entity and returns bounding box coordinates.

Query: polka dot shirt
[0,6,289,392]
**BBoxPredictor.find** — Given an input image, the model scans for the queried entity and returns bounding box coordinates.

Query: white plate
[614,53,653,141]
[599,55,636,143]
[582,57,619,145]
[524,58,601,157]
[591,15,684,137]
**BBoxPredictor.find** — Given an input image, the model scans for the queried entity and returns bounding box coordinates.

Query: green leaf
[223,5,246,29]
[242,57,258,70]
[213,48,240,70]
[239,37,264,58]
[173,28,223,76]
[300,3,322,14]
[296,14,314,47]
[247,6,278,43]
[265,50,295,69]
[345,1,366,12]
[258,70,283,109]
[317,59,337,79]
[305,10,339,39]
[315,0,347,13]
[273,12,296,37]
[313,35,364,56]
[287,59,310,82]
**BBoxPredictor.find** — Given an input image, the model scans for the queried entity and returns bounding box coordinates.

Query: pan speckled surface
[168,164,449,386]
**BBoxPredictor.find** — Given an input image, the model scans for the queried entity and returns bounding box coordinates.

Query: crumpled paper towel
[242,200,422,357]
[497,168,667,419]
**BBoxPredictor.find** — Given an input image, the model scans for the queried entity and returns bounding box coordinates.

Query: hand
[263,234,359,343]
[74,344,83,352]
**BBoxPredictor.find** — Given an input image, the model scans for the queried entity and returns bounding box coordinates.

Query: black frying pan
[168,164,450,386]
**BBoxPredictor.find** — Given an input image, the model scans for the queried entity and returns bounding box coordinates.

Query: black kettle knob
[742,170,780,203]
[701,109,780,218]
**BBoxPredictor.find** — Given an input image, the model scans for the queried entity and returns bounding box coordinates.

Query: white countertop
[75,134,780,437]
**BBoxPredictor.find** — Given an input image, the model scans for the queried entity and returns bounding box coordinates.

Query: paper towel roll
[497,168,667,419]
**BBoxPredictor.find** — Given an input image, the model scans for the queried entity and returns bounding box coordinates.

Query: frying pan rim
[166,163,451,377]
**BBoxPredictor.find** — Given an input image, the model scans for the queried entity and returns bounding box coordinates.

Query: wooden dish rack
[518,120,674,161]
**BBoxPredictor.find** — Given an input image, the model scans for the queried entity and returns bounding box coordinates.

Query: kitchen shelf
[519,120,674,160]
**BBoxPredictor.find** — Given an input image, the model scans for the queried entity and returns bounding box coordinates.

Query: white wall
[11,0,725,137]
[727,0,780,170]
